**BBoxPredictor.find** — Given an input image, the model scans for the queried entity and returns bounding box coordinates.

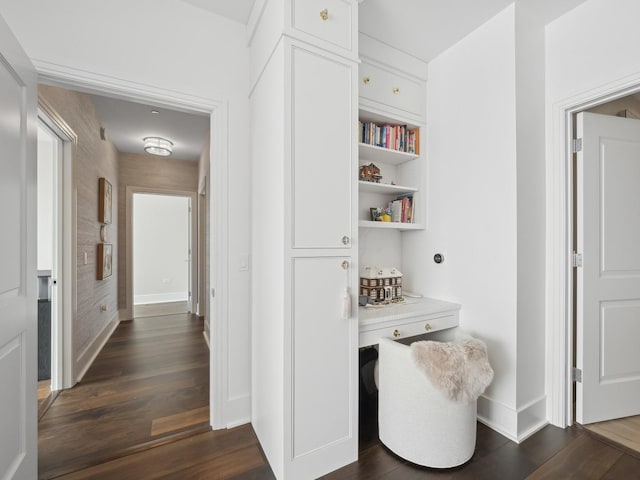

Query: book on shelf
[358,120,420,155]
[387,193,414,224]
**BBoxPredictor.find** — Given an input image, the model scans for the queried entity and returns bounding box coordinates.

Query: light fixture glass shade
[143,136,173,156]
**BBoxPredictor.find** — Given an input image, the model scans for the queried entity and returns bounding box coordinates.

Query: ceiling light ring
[143,136,174,156]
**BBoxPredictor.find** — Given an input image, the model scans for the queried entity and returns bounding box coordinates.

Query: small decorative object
[360,266,403,303]
[370,207,382,221]
[97,243,113,280]
[100,225,108,242]
[359,163,382,183]
[381,213,392,222]
[98,177,112,224]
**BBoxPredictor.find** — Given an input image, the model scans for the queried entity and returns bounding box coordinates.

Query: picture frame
[98,177,112,224]
[370,207,381,221]
[97,243,113,280]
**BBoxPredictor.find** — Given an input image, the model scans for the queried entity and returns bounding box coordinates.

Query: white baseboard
[75,311,120,383]
[134,292,188,305]
[224,394,251,429]
[202,329,210,349]
[477,394,548,443]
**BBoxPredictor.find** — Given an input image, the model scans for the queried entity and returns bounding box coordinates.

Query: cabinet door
[291,0,354,52]
[290,44,354,249]
[289,256,357,477]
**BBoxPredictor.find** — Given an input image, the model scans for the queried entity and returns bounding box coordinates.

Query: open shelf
[359,143,419,166]
[359,220,424,231]
[358,181,418,195]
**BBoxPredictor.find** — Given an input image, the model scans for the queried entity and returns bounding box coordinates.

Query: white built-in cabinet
[250,1,359,479]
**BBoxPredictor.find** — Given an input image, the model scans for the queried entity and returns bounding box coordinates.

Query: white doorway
[36,120,61,398]
[574,111,640,425]
[132,193,192,317]
[36,104,77,394]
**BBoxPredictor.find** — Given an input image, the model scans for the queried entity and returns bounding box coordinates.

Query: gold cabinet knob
[363,76,370,85]
[341,260,349,270]
[392,87,400,95]
[320,8,328,20]
[393,329,400,338]
[424,323,432,332]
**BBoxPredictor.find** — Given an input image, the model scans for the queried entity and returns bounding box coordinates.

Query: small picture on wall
[99,177,112,224]
[97,243,113,280]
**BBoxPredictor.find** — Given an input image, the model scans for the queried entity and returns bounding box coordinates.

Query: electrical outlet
[84,252,88,265]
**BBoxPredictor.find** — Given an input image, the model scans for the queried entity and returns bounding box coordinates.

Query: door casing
[36,66,231,429]
[548,79,640,428]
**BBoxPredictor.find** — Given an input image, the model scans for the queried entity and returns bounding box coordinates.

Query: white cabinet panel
[291,256,355,458]
[291,0,353,52]
[359,61,425,120]
[291,46,353,249]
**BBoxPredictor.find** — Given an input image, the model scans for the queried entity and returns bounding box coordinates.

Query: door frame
[38,96,78,391]
[36,64,230,429]
[547,77,640,428]
[125,188,198,318]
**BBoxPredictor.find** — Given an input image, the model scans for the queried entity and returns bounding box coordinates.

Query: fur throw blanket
[410,337,493,403]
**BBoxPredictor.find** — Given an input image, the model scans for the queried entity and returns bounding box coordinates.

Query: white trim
[133,292,189,305]
[75,311,119,383]
[202,329,210,349]
[33,63,231,429]
[477,394,547,443]
[124,187,197,319]
[37,98,78,391]
[547,73,640,428]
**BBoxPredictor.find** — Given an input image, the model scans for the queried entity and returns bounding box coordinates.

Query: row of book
[389,193,414,223]
[359,121,419,154]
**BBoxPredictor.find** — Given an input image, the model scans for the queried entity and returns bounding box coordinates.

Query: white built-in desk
[359,297,461,347]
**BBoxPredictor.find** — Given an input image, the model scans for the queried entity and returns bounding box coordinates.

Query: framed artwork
[99,177,112,224]
[97,243,113,280]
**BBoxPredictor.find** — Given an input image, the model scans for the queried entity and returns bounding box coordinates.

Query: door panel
[576,112,640,424]
[291,256,354,458]
[291,45,353,249]
[0,12,38,479]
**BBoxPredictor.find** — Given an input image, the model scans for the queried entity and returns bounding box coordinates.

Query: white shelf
[358,181,417,195]
[359,143,419,165]
[359,220,424,231]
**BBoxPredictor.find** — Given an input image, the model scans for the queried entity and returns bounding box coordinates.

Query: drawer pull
[342,235,350,245]
[341,260,349,270]
[363,76,370,85]
[424,323,432,332]
[392,87,400,95]
[393,329,400,338]
[320,8,328,21]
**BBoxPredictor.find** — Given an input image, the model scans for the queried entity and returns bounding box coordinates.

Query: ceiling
[359,0,514,62]
[90,94,209,161]
[180,0,257,24]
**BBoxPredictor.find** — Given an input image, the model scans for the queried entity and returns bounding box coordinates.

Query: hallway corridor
[38,313,209,479]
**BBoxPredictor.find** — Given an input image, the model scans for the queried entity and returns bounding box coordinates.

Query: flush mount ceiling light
[143,136,173,156]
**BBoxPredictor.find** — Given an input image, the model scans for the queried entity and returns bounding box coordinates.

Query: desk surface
[358,297,461,347]
[359,297,461,326]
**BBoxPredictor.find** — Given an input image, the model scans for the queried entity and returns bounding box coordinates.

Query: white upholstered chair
[377,333,477,468]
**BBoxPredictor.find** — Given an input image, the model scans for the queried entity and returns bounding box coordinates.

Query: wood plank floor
[41,312,640,479]
[53,418,640,479]
[38,313,209,479]
[133,301,189,318]
[584,415,640,456]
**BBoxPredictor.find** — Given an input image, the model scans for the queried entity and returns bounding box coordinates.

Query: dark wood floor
[40,313,640,479]
[38,313,209,479]
[51,411,640,479]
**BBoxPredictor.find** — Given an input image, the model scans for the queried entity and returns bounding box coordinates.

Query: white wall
[133,194,189,304]
[405,4,520,435]
[0,0,252,427]
[37,123,55,272]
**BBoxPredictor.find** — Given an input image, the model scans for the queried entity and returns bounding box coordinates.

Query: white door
[576,111,640,424]
[0,14,38,479]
